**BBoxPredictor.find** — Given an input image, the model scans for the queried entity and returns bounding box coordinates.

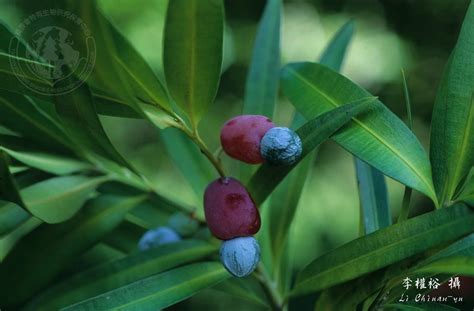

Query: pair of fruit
[205,115,302,277]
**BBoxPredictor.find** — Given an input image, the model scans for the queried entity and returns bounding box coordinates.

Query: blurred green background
[0,0,471,309]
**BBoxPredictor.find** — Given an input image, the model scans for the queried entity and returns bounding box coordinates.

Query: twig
[255,264,284,310]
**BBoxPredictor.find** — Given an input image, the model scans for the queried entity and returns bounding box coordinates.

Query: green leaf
[291,203,474,297]
[0,194,146,309]
[414,256,474,276]
[0,52,53,99]
[54,80,136,173]
[430,2,474,205]
[281,62,437,203]
[213,277,269,308]
[243,0,281,117]
[458,172,474,205]
[426,233,474,263]
[239,0,281,183]
[398,69,414,222]
[161,127,215,197]
[355,158,390,234]
[92,90,179,129]
[26,240,217,310]
[318,20,354,72]
[104,15,172,113]
[269,156,311,256]
[57,1,139,112]
[91,91,142,118]
[0,201,29,236]
[21,175,109,223]
[248,97,376,205]
[0,151,29,237]
[164,0,224,127]
[89,10,179,128]
[0,150,25,208]
[64,262,229,310]
[0,91,72,153]
[1,147,90,175]
[0,217,41,261]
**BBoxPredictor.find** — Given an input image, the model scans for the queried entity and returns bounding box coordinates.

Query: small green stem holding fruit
[174,117,226,178]
[194,131,226,178]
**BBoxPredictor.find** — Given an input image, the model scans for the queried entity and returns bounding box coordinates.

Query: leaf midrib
[114,56,170,112]
[0,97,69,147]
[287,67,435,199]
[294,211,474,294]
[108,266,226,310]
[25,176,109,207]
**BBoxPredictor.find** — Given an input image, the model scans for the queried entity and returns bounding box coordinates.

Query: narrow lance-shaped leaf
[353,67,389,236]
[0,217,42,261]
[103,13,172,113]
[0,194,146,309]
[291,203,474,297]
[25,240,217,311]
[243,0,281,117]
[54,80,137,174]
[0,52,54,101]
[319,20,354,72]
[164,0,224,128]
[0,151,29,236]
[0,91,73,154]
[0,201,30,237]
[398,69,414,222]
[355,158,390,234]
[64,262,229,311]
[0,150,25,208]
[1,147,91,175]
[96,9,179,129]
[239,0,281,182]
[457,167,474,205]
[60,1,141,114]
[20,175,110,224]
[248,97,376,205]
[413,256,474,277]
[240,0,281,183]
[281,62,437,203]
[269,157,311,256]
[430,2,474,204]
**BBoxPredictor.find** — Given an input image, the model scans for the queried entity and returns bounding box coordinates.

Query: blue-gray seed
[137,227,181,251]
[219,236,260,277]
[260,127,302,166]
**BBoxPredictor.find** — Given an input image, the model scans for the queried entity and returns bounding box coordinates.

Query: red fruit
[204,177,260,240]
[220,115,275,164]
